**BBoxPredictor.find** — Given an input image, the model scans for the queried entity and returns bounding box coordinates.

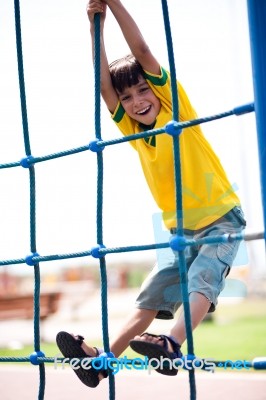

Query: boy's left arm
[87,0,119,113]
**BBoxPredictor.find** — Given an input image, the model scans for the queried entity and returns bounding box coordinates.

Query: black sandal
[56,331,107,388]
[129,332,182,376]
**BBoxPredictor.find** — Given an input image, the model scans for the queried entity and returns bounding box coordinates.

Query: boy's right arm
[87,0,119,113]
[104,0,160,75]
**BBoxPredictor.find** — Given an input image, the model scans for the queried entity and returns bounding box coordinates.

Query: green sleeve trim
[112,102,125,123]
[144,67,168,86]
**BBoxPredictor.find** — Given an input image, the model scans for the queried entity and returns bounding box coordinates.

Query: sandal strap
[93,346,104,356]
[160,334,181,358]
[75,337,103,357]
[140,332,181,359]
[74,335,107,377]
[75,335,84,345]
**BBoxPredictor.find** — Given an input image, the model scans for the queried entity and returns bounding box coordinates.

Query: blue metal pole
[246,0,266,240]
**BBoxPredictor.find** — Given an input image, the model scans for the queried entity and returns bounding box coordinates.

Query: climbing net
[0,1,266,400]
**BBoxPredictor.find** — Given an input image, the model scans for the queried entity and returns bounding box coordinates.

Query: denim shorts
[135,206,246,319]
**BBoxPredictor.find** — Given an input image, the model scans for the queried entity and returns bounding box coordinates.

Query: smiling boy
[56,0,246,388]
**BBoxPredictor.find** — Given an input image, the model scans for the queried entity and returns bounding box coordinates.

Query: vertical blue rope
[14,0,30,155]
[161,1,179,122]
[94,13,115,400]
[161,1,196,398]
[13,1,45,399]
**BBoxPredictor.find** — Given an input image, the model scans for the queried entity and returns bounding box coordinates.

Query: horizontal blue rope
[1,355,265,370]
[0,161,21,169]
[0,243,169,267]
[0,103,254,170]
[0,231,263,267]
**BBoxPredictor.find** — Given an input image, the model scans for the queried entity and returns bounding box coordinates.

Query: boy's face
[117,76,161,125]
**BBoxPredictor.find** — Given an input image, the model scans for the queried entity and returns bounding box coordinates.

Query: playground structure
[0,1,266,399]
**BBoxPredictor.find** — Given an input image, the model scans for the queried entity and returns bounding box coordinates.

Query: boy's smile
[136,105,151,115]
[118,77,161,125]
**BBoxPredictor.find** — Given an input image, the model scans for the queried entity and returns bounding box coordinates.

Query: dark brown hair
[109,54,145,93]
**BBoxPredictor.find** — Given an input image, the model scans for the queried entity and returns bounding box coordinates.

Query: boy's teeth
[137,106,150,114]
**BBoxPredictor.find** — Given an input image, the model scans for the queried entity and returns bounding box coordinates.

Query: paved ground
[0,286,266,399]
[1,365,266,400]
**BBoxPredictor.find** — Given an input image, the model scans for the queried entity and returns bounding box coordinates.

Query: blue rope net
[0,1,265,399]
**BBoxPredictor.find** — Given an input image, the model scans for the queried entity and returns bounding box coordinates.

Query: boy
[56,0,246,387]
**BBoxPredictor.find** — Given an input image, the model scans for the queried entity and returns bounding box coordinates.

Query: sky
[0,0,265,277]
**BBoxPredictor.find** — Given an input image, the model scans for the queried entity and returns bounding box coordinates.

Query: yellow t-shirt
[112,67,240,230]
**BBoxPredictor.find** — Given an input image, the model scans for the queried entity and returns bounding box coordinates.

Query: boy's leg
[170,291,210,345]
[79,308,157,358]
[110,308,157,357]
[76,307,157,383]
[132,291,210,350]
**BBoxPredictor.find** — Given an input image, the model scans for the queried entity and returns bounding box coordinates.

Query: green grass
[193,315,266,360]
[192,298,266,360]
[0,298,265,366]
[0,342,57,359]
